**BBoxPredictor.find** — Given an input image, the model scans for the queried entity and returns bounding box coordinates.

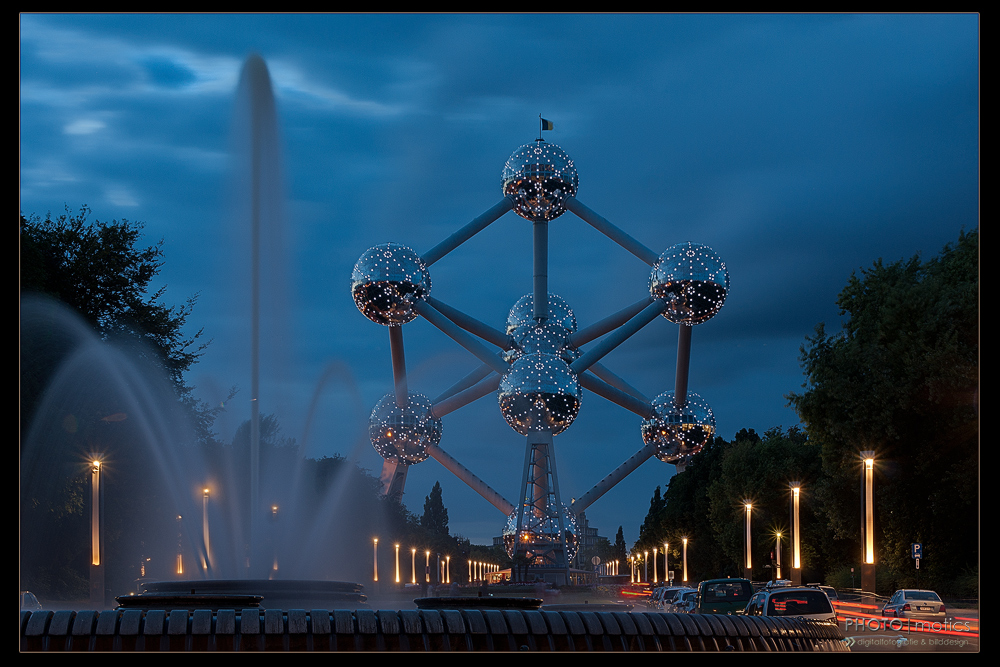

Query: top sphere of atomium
[649,242,729,325]
[351,243,431,325]
[640,390,716,463]
[369,392,442,465]
[501,140,579,222]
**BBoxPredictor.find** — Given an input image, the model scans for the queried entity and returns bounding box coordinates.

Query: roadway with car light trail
[836,602,979,653]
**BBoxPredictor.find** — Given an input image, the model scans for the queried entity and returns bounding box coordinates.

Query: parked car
[649,586,687,609]
[694,578,753,614]
[743,586,837,623]
[807,582,839,602]
[671,589,698,613]
[881,589,946,621]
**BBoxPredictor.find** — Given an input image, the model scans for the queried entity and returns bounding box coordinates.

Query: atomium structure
[352,135,729,581]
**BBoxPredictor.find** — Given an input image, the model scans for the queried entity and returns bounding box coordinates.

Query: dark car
[694,578,753,614]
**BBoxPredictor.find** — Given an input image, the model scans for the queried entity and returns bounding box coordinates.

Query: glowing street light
[744,502,753,576]
[395,544,400,584]
[176,514,184,575]
[860,451,876,592]
[446,555,451,583]
[682,537,688,583]
[653,547,658,583]
[373,538,378,582]
[663,542,669,584]
[425,550,431,583]
[644,550,649,583]
[412,548,417,584]
[91,460,102,566]
[202,487,211,571]
[775,531,782,580]
[789,483,802,574]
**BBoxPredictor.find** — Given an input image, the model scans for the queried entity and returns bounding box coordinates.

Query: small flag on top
[540,117,554,131]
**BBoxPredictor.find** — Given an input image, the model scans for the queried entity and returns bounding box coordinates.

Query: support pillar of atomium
[511,430,572,582]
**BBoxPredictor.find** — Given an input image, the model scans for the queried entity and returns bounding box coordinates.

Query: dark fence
[21,608,848,651]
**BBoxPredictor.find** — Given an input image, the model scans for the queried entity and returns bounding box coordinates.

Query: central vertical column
[533,220,548,322]
[512,430,570,583]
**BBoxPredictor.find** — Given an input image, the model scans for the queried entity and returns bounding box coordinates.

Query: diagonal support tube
[564,196,660,266]
[589,362,651,405]
[570,299,666,374]
[568,297,654,348]
[579,372,653,418]
[572,442,656,514]
[433,363,496,404]
[431,374,501,418]
[425,297,511,350]
[427,443,514,516]
[422,197,514,266]
[414,300,510,375]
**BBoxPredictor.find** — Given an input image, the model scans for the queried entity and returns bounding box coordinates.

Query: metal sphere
[640,391,716,463]
[505,293,577,356]
[649,242,729,325]
[351,243,431,325]
[368,393,441,465]
[501,504,580,561]
[501,140,579,222]
[498,353,581,436]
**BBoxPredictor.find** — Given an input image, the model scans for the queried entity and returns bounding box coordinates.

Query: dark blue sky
[20,14,979,546]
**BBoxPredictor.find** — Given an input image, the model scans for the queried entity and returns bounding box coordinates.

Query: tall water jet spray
[234,53,283,575]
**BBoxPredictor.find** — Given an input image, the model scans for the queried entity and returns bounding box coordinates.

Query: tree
[614,526,628,562]
[787,229,978,591]
[20,207,206,429]
[421,481,449,537]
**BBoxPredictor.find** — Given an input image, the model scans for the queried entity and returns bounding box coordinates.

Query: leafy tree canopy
[20,206,206,394]
[788,229,978,585]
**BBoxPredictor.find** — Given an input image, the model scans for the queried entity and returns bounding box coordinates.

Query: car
[649,586,687,609]
[694,578,753,614]
[881,589,946,621]
[807,582,840,602]
[668,589,698,613]
[743,587,837,623]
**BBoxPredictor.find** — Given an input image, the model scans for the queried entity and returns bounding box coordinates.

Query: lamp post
[202,487,211,572]
[861,451,876,592]
[663,542,669,584]
[446,555,451,583]
[89,459,104,608]
[412,548,417,584]
[653,546,658,583]
[644,550,649,583]
[790,482,802,585]
[682,538,688,583]
[395,544,400,584]
[176,514,184,575]
[775,531,782,581]
[744,502,753,579]
[373,538,378,582]
[425,550,431,583]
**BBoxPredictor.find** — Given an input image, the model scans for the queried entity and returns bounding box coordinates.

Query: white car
[743,587,837,623]
[881,589,947,621]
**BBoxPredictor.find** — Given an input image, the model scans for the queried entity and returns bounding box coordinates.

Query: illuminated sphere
[351,243,431,325]
[501,504,579,561]
[505,293,577,355]
[369,393,441,465]
[640,391,716,463]
[501,140,579,222]
[498,353,581,436]
[649,242,729,325]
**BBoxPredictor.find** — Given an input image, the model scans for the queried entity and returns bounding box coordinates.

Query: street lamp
[373,538,378,582]
[202,487,211,572]
[412,548,417,584]
[395,544,400,584]
[644,550,649,583]
[682,538,688,583]
[744,502,753,577]
[775,531,782,580]
[790,482,802,584]
[91,460,102,566]
[653,546,658,583]
[425,550,431,583]
[663,542,669,584]
[860,452,876,592]
[446,555,451,583]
